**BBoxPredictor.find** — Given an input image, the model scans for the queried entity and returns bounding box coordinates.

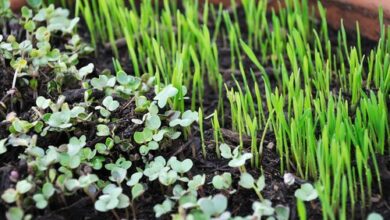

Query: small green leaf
[35,27,50,42]
[27,0,43,8]
[140,141,159,156]
[145,115,161,130]
[33,194,48,209]
[91,75,116,90]
[109,167,127,183]
[117,194,130,209]
[21,7,32,19]
[228,152,252,167]
[153,129,169,141]
[127,172,143,186]
[16,180,32,194]
[47,111,72,129]
[275,205,290,220]
[97,125,110,137]
[76,63,94,80]
[6,207,24,220]
[0,139,7,154]
[36,96,51,109]
[212,194,228,216]
[169,110,198,127]
[219,144,232,159]
[239,173,255,189]
[24,20,36,32]
[1,189,17,203]
[134,128,153,144]
[79,174,99,187]
[252,200,275,217]
[131,183,145,200]
[256,175,266,191]
[154,84,178,108]
[116,70,141,88]
[158,169,178,186]
[198,194,227,216]
[64,179,80,191]
[188,174,205,190]
[103,96,120,112]
[294,183,318,201]
[154,199,174,218]
[168,157,193,174]
[94,195,112,212]
[367,213,383,220]
[67,135,86,156]
[212,173,232,190]
[42,182,55,198]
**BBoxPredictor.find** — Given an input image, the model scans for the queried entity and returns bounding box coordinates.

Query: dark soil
[0,5,389,220]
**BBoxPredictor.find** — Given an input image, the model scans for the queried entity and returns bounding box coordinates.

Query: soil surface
[0,5,389,220]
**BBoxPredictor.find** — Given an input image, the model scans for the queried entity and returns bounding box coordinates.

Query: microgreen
[153,198,175,218]
[0,139,7,154]
[134,128,153,144]
[91,75,116,90]
[220,143,252,168]
[67,135,86,157]
[102,96,120,112]
[96,124,110,136]
[0,1,388,219]
[168,157,193,174]
[169,110,198,127]
[94,184,130,212]
[197,194,228,217]
[367,212,384,220]
[294,183,318,201]
[252,200,275,218]
[188,174,206,191]
[154,84,178,108]
[212,172,232,190]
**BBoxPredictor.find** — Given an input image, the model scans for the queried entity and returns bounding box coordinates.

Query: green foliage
[94,184,130,212]
[154,199,175,218]
[197,194,227,217]
[220,143,252,168]
[0,0,388,219]
[212,172,232,190]
[294,183,318,201]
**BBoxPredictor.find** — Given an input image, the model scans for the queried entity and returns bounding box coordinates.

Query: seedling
[153,199,175,218]
[188,174,206,191]
[367,212,384,220]
[252,200,275,219]
[239,172,265,200]
[94,184,130,212]
[169,110,198,127]
[197,194,228,217]
[168,157,193,174]
[0,1,389,219]
[294,183,318,201]
[219,143,252,168]
[154,84,178,108]
[212,172,232,190]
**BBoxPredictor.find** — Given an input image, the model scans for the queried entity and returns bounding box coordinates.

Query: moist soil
[0,5,389,220]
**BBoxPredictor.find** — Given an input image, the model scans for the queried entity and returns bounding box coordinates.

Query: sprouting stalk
[259,110,274,161]
[198,107,206,159]
[296,199,307,220]
[212,110,222,158]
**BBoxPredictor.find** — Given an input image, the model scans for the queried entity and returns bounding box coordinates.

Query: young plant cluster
[217,1,389,219]
[0,0,92,116]
[76,0,389,218]
[0,0,388,219]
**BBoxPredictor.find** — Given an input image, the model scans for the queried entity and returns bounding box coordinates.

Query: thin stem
[130,203,137,220]
[111,209,121,220]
